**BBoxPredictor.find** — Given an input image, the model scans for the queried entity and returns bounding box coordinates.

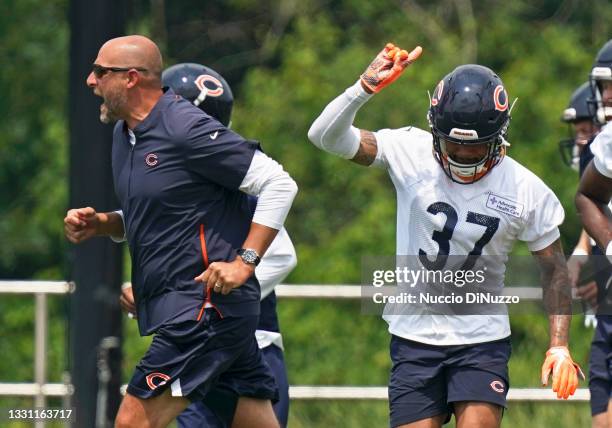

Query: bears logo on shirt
[145,372,171,390]
[145,153,159,167]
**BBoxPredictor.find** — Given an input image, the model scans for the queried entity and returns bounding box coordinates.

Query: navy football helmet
[428,64,510,184]
[162,63,234,126]
[589,39,612,125]
[559,82,598,170]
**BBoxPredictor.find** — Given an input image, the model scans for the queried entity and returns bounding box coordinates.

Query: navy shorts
[176,344,289,428]
[589,315,612,416]
[127,309,278,415]
[389,335,511,427]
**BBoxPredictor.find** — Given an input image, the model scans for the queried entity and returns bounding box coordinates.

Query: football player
[561,83,601,314]
[308,43,582,427]
[576,39,612,428]
[559,82,600,172]
[577,39,612,255]
[119,63,296,428]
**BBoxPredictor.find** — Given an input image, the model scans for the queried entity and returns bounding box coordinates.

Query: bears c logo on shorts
[146,372,171,390]
[490,380,505,393]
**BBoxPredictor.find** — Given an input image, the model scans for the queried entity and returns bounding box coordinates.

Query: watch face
[240,249,258,264]
[242,251,257,263]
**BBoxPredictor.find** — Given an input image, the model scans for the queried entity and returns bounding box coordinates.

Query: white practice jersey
[373,126,564,345]
[591,121,612,178]
[257,227,297,300]
[255,226,297,350]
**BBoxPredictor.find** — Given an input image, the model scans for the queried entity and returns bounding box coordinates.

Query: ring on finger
[214,282,222,289]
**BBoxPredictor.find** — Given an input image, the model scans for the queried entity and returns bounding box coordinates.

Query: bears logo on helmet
[162,63,234,127]
[493,85,508,112]
[430,80,444,107]
[193,74,224,98]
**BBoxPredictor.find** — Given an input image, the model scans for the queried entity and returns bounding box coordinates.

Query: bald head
[100,35,163,86]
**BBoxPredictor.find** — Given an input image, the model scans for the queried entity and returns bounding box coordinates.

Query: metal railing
[1,281,74,427]
[0,280,590,420]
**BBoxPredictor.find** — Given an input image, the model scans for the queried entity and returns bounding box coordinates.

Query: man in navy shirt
[119,62,296,427]
[64,35,297,428]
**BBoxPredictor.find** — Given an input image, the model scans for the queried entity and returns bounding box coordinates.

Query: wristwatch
[237,248,261,266]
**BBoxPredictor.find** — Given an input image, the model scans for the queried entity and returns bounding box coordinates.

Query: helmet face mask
[558,136,580,171]
[428,64,510,184]
[161,63,234,126]
[434,135,502,184]
[588,40,612,125]
[560,82,599,169]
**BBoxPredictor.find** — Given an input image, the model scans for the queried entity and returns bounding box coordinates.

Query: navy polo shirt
[112,89,261,335]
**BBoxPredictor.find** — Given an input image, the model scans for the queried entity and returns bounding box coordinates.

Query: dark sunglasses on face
[92,64,148,78]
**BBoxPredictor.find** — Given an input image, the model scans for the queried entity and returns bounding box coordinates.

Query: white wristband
[606,241,612,263]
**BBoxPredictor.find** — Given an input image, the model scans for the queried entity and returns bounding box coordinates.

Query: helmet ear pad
[161,63,234,126]
[428,64,510,184]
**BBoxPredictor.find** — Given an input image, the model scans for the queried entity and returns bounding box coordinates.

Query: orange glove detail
[541,346,585,399]
[360,43,423,94]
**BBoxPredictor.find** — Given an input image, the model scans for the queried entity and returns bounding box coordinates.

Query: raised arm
[307,43,422,167]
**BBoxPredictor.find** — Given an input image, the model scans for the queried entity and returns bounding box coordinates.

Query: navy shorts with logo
[389,335,511,427]
[127,308,278,420]
[176,344,289,428]
[589,315,612,416]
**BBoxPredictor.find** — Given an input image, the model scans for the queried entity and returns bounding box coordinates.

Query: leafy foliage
[2,1,612,426]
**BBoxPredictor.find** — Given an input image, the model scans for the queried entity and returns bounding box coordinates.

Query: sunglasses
[92,64,148,79]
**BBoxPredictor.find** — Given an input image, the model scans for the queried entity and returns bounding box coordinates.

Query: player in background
[560,83,601,317]
[118,63,296,428]
[559,82,600,173]
[576,39,612,428]
[308,43,583,427]
[577,39,612,251]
